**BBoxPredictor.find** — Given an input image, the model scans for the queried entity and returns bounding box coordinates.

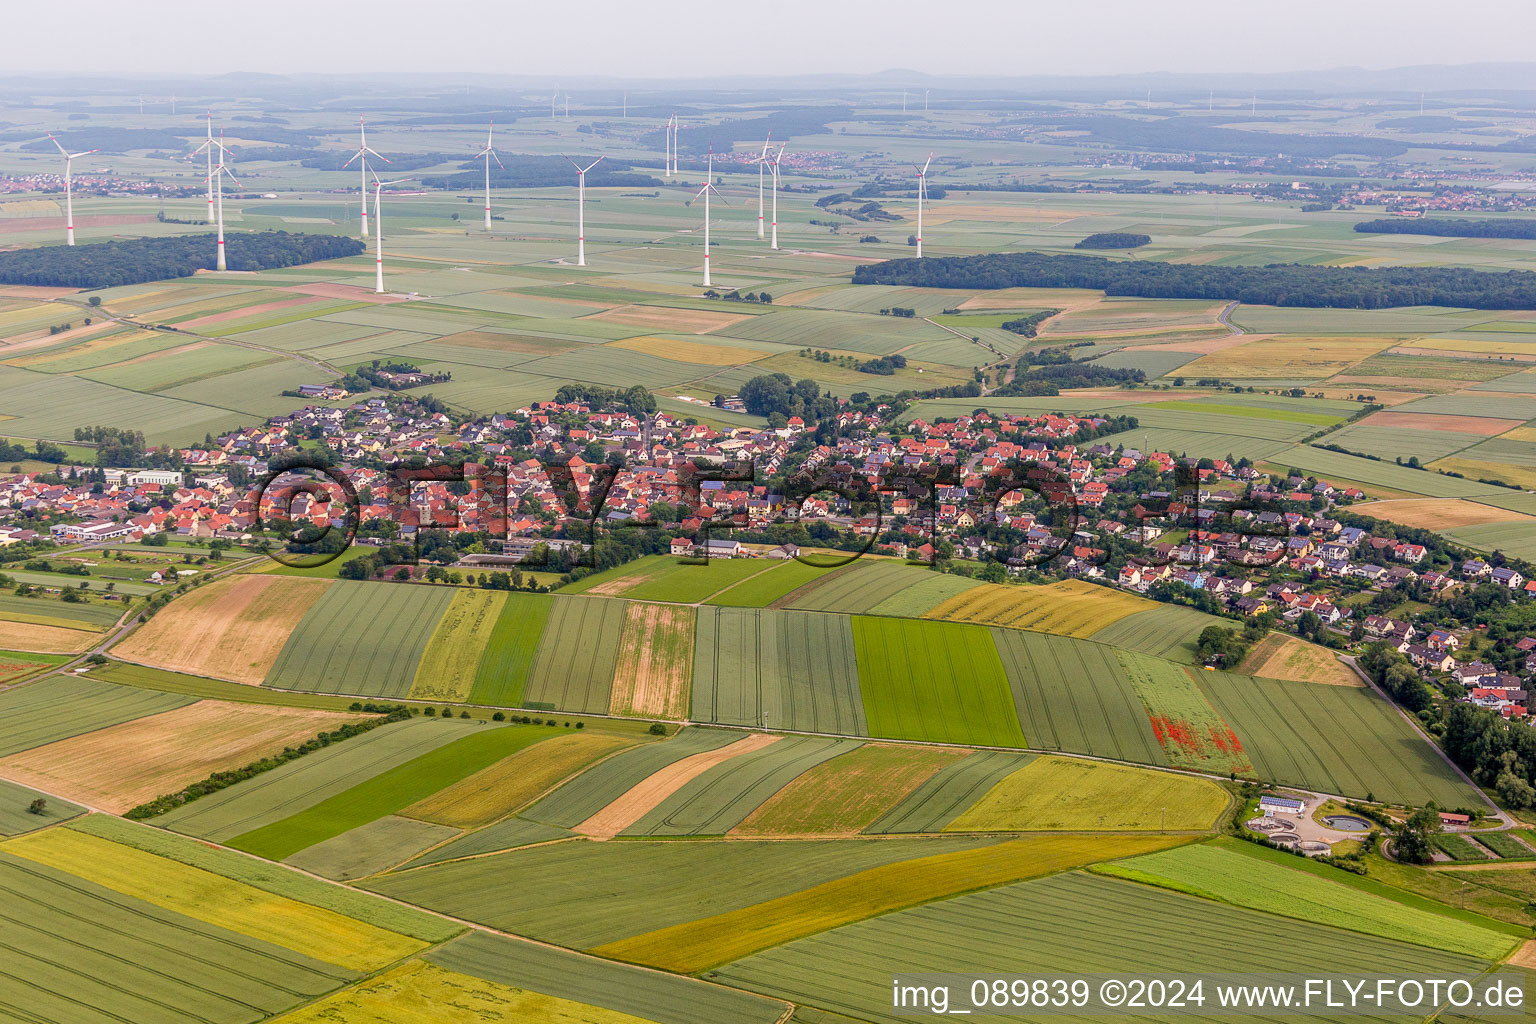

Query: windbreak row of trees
[852,251,1536,309]
[1355,218,1536,240]
[0,232,365,288]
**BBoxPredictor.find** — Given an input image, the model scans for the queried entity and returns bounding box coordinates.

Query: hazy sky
[11,0,1536,79]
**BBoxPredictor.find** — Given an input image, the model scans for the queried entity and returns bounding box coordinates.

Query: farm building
[1258,795,1305,816]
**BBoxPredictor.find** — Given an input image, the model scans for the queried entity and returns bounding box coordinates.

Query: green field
[285,814,461,880]
[691,607,866,734]
[564,554,778,603]
[703,557,841,607]
[0,589,123,629]
[0,778,81,834]
[156,717,477,842]
[854,617,1028,748]
[523,596,624,713]
[864,750,1037,834]
[264,580,454,697]
[783,559,941,613]
[88,661,368,711]
[226,721,556,860]
[0,676,193,757]
[1118,651,1252,776]
[401,816,573,869]
[714,871,1494,1024]
[1087,603,1229,662]
[467,592,553,705]
[1097,839,1518,959]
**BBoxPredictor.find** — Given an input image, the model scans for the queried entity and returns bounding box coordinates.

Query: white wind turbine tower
[343,119,388,238]
[371,173,413,295]
[755,133,772,239]
[913,152,933,259]
[769,142,786,251]
[475,122,503,231]
[191,111,217,227]
[565,153,603,266]
[205,131,240,271]
[690,148,726,288]
[47,135,98,246]
[665,114,678,177]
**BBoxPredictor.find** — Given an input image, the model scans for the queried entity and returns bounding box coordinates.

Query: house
[701,538,742,559]
[1493,567,1526,590]
[669,537,694,557]
[1439,812,1472,828]
[766,543,800,559]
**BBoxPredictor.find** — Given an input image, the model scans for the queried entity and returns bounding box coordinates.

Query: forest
[1354,217,1536,240]
[852,251,1536,309]
[1075,232,1150,249]
[0,231,365,288]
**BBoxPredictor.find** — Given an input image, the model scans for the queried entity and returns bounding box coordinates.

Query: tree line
[0,231,365,288]
[852,251,1536,310]
[1355,218,1536,240]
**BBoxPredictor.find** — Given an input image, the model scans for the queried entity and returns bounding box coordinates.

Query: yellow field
[1503,427,1536,444]
[0,200,60,217]
[1178,336,1394,378]
[923,579,1148,636]
[1403,337,1536,356]
[407,589,505,701]
[1431,457,1536,490]
[114,574,332,684]
[607,335,770,366]
[0,303,54,330]
[593,833,1188,972]
[1237,633,1362,687]
[270,959,650,1024]
[608,603,694,720]
[1355,498,1531,531]
[945,755,1229,832]
[9,327,163,368]
[2,828,425,970]
[401,731,636,829]
[0,619,97,653]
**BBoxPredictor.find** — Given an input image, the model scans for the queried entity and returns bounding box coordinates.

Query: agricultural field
[780,559,940,613]
[1239,632,1363,686]
[0,778,81,834]
[468,591,553,706]
[0,675,194,757]
[523,596,626,713]
[609,602,694,719]
[691,607,866,734]
[562,553,775,602]
[285,815,461,881]
[407,588,505,701]
[853,617,1028,748]
[945,755,1229,832]
[1117,651,1252,776]
[0,699,363,813]
[924,578,1149,637]
[702,556,842,607]
[864,750,1036,834]
[264,580,454,698]
[1086,602,1229,662]
[113,574,332,684]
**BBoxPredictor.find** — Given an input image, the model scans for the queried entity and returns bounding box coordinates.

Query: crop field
[1117,652,1252,775]
[924,579,1149,636]
[566,554,777,602]
[691,608,866,734]
[622,735,861,836]
[0,848,358,1023]
[0,618,98,653]
[609,603,694,719]
[863,751,1034,834]
[1443,520,1536,560]
[865,570,986,617]
[599,835,1189,974]
[0,778,80,834]
[1195,670,1482,806]
[285,815,461,881]
[264,580,455,698]
[1274,445,1504,498]
[403,817,572,869]
[3,827,426,971]
[427,931,790,1024]
[113,574,332,684]
[1177,336,1394,378]
[1353,497,1533,531]
[702,557,841,607]
[468,592,552,706]
[523,596,625,713]
[1098,839,1518,959]
[946,755,1229,832]
[733,743,970,836]
[780,558,939,613]
[0,675,194,757]
[854,617,1028,748]
[1435,833,1493,861]
[1324,423,1483,462]
[367,834,1002,949]
[402,730,638,829]
[0,589,121,629]
[1086,603,1231,662]
[994,630,1166,765]
[1239,633,1362,687]
[521,726,741,828]
[226,721,556,860]
[714,871,1491,1024]
[407,589,505,701]
[157,717,478,842]
[0,699,362,813]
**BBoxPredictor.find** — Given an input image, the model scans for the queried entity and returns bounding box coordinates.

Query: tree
[1497,770,1536,809]
[980,562,1007,583]
[1393,806,1442,865]
[27,798,45,815]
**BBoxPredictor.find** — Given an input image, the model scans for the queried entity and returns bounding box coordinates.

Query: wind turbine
[475,121,503,231]
[769,143,786,251]
[689,149,726,288]
[755,133,772,239]
[205,131,241,271]
[342,118,388,239]
[666,114,678,177]
[191,111,216,227]
[913,152,933,259]
[48,135,97,246]
[371,174,413,295]
[565,153,603,266]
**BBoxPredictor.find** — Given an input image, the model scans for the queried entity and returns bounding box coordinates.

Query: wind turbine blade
[921,153,933,175]
[343,151,362,169]
[47,134,68,157]
[582,156,605,173]
[365,147,390,163]
[69,150,96,160]
[759,133,772,160]
[492,151,504,169]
